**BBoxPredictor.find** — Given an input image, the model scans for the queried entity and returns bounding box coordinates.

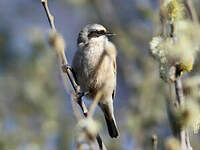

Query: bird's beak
[105,31,116,37]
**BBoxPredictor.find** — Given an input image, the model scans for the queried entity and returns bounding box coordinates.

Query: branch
[41,0,56,30]
[168,66,193,150]
[174,78,184,106]
[174,78,192,150]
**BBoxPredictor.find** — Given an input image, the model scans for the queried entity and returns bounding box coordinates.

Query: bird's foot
[77,91,85,99]
[62,64,71,73]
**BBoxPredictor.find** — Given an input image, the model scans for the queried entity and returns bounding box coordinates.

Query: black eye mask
[88,30,106,38]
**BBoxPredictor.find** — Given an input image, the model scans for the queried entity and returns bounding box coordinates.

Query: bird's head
[77,24,115,46]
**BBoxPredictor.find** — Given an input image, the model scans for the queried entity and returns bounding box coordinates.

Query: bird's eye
[88,30,106,38]
[97,30,106,35]
[88,31,99,38]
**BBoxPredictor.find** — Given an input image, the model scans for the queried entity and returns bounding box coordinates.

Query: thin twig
[41,0,86,113]
[173,67,192,150]
[42,0,80,95]
[41,0,56,30]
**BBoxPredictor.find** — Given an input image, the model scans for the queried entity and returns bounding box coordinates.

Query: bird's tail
[104,114,119,138]
[100,101,119,138]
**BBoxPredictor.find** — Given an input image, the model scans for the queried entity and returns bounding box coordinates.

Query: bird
[72,24,119,138]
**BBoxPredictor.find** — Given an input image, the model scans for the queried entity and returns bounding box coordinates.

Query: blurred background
[0,0,200,149]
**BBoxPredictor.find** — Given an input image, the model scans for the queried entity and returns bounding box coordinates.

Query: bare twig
[41,0,55,30]
[42,0,80,96]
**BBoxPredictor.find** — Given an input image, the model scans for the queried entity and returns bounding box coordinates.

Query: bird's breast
[79,43,115,97]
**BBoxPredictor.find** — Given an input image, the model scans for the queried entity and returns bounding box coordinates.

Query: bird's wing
[107,42,117,101]
[72,49,82,85]
[112,57,117,100]
[113,58,117,75]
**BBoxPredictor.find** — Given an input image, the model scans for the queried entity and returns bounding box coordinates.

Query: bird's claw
[77,92,85,99]
[76,91,90,99]
[62,64,71,73]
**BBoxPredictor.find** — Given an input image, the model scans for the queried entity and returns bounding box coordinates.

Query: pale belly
[77,54,115,99]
